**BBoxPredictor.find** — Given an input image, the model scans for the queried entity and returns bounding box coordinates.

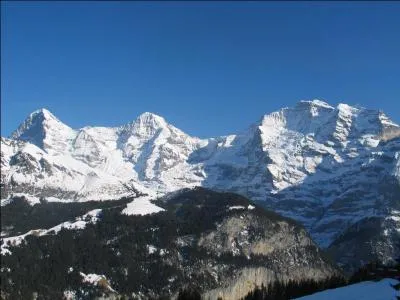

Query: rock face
[166,189,340,299]
[0,188,339,299]
[1,100,399,271]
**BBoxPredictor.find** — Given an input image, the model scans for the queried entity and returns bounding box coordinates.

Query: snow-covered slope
[1,100,399,270]
[296,278,399,300]
[1,209,102,255]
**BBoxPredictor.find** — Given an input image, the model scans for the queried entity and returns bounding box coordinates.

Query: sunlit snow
[121,195,164,216]
[296,278,399,300]
[1,209,101,255]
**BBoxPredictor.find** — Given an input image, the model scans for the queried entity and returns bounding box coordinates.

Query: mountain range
[1,99,400,273]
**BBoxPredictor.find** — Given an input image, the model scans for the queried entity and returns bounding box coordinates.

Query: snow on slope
[1,110,205,202]
[1,193,41,206]
[11,108,77,154]
[3,100,398,202]
[1,209,102,255]
[79,272,116,293]
[121,195,165,216]
[296,278,399,300]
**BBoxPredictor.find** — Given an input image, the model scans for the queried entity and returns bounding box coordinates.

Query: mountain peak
[32,108,56,119]
[119,112,170,139]
[10,108,74,151]
[16,108,59,127]
[298,99,334,109]
[135,112,166,125]
[132,112,168,132]
[258,99,336,133]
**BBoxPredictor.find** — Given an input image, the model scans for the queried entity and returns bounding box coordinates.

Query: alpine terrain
[1,99,399,284]
[1,188,341,299]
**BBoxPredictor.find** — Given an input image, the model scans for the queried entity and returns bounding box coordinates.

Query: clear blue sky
[1,1,399,138]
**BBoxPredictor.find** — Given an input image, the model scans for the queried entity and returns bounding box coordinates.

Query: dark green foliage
[242,260,400,300]
[349,260,400,283]
[1,196,131,236]
[177,286,202,300]
[153,187,304,245]
[393,281,400,300]
[1,203,175,298]
[1,203,206,299]
[0,188,338,299]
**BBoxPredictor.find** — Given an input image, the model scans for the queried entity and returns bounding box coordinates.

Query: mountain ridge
[9,99,400,144]
[1,99,399,271]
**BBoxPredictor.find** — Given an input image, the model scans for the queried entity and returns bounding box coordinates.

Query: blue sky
[1,1,399,138]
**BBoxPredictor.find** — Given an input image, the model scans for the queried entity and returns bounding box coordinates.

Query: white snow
[1,230,41,255]
[1,193,41,206]
[45,197,75,203]
[80,272,116,292]
[228,206,246,210]
[1,209,101,255]
[3,101,398,204]
[63,290,77,300]
[0,267,11,273]
[296,278,399,300]
[2,100,399,255]
[47,209,101,234]
[147,245,157,254]
[80,272,103,284]
[228,205,255,211]
[121,195,164,216]
[301,99,335,109]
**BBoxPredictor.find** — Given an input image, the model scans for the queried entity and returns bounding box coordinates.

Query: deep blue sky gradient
[2,1,400,138]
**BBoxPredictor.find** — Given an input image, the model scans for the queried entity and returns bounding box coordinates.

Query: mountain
[1,100,399,271]
[0,188,340,299]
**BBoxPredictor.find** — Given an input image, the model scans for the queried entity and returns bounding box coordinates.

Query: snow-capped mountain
[1,100,399,270]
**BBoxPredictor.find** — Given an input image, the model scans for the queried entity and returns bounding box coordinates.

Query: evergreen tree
[177,286,202,300]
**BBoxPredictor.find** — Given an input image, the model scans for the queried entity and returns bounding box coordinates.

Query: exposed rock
[1,100,399,271]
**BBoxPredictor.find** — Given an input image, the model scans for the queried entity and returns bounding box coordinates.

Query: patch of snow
[226,205,255,211]
[307,99,334,109]
[0,267,11,273]
[45,197,75,203]
[147,245,157,254]
[1,209,101,255]
[1,230,45,255]
[63,290,77,300]
[47,209,101,234]
[80,271,116,292]
[0,198,13,207]
[121,195,164,216]
[228,206,246,210]
[296,278,399,300]
[2,193,41,206]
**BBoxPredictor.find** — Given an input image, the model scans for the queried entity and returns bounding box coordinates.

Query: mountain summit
[11,108,76,153]
[122,112,169,137]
